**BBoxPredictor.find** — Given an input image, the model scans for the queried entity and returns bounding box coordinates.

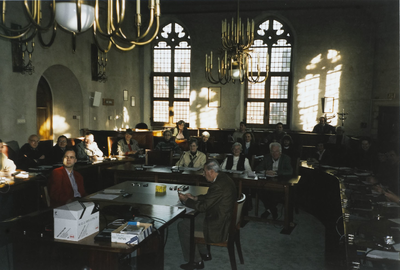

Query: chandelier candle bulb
[137,0,140,14]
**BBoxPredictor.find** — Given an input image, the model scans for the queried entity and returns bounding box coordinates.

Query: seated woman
[175,139,206,168]
[0,139,16,177]
[241,132,258,160]
[198,131,213,154]
[117,129,140,156]
[172,120,189,141]
[155,130,181,154]
[221,142,252,172]
[50,135,68,164]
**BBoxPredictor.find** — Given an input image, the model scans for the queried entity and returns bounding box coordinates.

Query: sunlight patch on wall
[195,87,218,128]
[298,50,342,131]
[325,65,342,126]
[123,107,130,128]
[297,74,320,131]
[53,115,70,134]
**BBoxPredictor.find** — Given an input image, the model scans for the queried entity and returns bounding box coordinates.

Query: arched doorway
[37,77,53,140]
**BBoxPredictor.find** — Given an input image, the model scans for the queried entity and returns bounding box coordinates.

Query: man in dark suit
[255,142,293,219]
[48,149,86,208]
[178,160,237,270]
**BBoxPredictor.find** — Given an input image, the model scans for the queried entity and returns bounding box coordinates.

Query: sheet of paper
[90,194,120,200]
[366,248,400,261]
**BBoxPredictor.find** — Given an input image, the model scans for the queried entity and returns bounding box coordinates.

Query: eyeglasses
[29,140,39,143]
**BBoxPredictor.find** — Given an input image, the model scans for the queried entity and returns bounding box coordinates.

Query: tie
[188,154,196,168]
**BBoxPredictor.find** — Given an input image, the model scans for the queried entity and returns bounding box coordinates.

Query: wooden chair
[145,150,173,166]
[194,193,246,270]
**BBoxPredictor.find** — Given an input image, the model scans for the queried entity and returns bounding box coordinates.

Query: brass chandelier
[205,0,269,84]
[0,0,160,53]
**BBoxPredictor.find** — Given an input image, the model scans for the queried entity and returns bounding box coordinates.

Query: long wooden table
[107,163,300,234]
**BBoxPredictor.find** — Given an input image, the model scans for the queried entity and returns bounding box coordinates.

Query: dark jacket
[255,153,293,176]
[185,172,237,243]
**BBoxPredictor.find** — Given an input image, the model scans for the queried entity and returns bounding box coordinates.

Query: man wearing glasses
[17,134,46,170]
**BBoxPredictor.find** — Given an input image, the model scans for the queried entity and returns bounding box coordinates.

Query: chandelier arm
[110,36,136,51]
[114,7,156,43]
[94,0,113,37]
[0,27,33,40]
[117,16,159,46]
[93,29,113,53]
[1,1,34,34]
[76,0,82,33]
[135,8,156,40]
[37,23,57,48]
[23,0,56,32]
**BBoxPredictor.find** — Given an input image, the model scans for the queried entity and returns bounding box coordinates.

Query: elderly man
[155,129,181,154]
[178,160,237,269]
[17,134,46,170]
[48,149,86,207]
[175,139,206,168]
[117,129,140,156]
[312,116,334,134]
[255,142,293,219]
[0,139,16,176]
[76,133,104,161]
[221,142,252,172]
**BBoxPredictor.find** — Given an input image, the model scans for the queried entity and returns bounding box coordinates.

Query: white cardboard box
[111,223,153,244]
[54,201,99,241]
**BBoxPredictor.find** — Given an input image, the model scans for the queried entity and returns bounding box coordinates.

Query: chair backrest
[145,150,173,166]
[107,136,119,156]
[233,193,246,230]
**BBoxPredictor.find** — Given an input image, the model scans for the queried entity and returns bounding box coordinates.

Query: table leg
[189,214,195,264]
[280,184,296,234]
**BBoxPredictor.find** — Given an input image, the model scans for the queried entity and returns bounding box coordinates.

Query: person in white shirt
[0,139,16,177]
[221,142,252,172]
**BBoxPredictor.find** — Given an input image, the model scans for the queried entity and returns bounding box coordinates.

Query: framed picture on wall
[208,87,221,108]
[322,97,334,113]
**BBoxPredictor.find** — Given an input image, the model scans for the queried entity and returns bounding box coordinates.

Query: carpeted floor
[164,200,327,270]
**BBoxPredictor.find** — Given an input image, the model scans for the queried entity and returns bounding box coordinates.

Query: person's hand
[384,191,400,203]
[265,170,277,176]
[373,185,384,194]
[39,155,45,160]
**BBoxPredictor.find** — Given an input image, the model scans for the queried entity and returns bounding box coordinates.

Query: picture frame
[208,87,221,108]
[123,89,128,101]
[322,97,334,113]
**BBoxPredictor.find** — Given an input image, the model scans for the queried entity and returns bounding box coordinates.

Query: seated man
[76,133,104,161]
[309,142,333,166]
[48,149,86,207]
[231,121,247,142]
[154,130,181,154]
[49,135,68,164]
[198,131,213,154]
[178,160,237,269]
[0,139,16,176]
[221,142,252,172]
[117,129,141,156]
[17,134,46,170]
[312,116,334,134]
[269,122,287,144]
[255,142,292,219]
[175,139,206,168]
